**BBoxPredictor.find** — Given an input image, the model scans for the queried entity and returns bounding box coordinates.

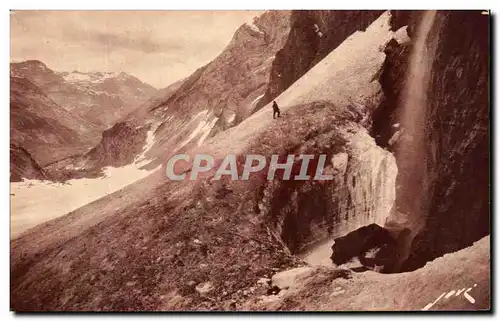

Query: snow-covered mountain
[10,60,157,128]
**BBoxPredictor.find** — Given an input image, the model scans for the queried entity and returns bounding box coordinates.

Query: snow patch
[196,117,219,146]
[226,112,236,124]
[251,94,265,106]
[63,72,92,83]
[175,111,219,151]
[11,161,160,238]
[252,65,268,74]
[245,16,264,34]
[134,121,162,167]
[299,238,335,267]
[11,122,164,238]
[63,71,120,84]
[314,24,323,37]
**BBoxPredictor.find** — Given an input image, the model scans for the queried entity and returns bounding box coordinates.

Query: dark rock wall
[369,11,489,271]
[371,38,412,148]
[10,143,47,182]
[401,11,490,270]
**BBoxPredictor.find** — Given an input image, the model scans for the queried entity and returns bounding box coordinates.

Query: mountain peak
[12,59,48,69]
[10,60,60,85]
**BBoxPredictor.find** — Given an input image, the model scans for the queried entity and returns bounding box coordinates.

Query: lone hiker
[272,101,281,119]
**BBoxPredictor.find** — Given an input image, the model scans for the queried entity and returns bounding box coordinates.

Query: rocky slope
[49,11,292,178]
[10,143,47,182]
[10,76,99,168]
[151,11,292,128]
[11,60,157,128]
[244,235,490,311]
[140,10,292,162]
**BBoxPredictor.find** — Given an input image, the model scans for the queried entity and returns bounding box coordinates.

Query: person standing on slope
[272,101,281,119]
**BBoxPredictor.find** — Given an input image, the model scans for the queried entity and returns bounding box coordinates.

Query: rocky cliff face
[249,101,397,255]
[149,11,292,153]
[155,11,291,125]
[257,10,385,108]
[85,121,148,169]
[234,9,490,272]
[370,11,489,271]
[10,143,47,182]
[398,11,490,271]
[11,61,157,128]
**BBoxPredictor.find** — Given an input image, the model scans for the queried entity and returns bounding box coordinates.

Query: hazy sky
[10,10,263,88]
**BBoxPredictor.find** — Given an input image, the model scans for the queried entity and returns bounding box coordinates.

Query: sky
[10,10,263,88]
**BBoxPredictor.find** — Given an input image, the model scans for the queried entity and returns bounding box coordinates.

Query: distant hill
[11,60,157,128]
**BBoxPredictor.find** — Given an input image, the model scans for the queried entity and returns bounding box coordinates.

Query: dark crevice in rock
[371,38,412,149]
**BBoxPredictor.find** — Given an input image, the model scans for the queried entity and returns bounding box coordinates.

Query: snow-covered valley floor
[10,126,161,239]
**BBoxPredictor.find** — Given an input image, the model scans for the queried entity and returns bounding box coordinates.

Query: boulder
[330,224,396,267]
[271,266,313,290]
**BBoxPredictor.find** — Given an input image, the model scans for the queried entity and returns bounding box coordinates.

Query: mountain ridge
[11,60,158,128]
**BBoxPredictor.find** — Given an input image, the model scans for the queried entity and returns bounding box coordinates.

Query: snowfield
[208,11,398,157]
[62,71,120,84]
[10,125,162,238]
[175,110,219,151]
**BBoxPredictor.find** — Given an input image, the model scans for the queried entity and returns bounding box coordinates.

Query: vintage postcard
[10,10,490,312]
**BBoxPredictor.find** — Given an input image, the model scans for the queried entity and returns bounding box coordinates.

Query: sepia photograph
[8,8,491,312]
